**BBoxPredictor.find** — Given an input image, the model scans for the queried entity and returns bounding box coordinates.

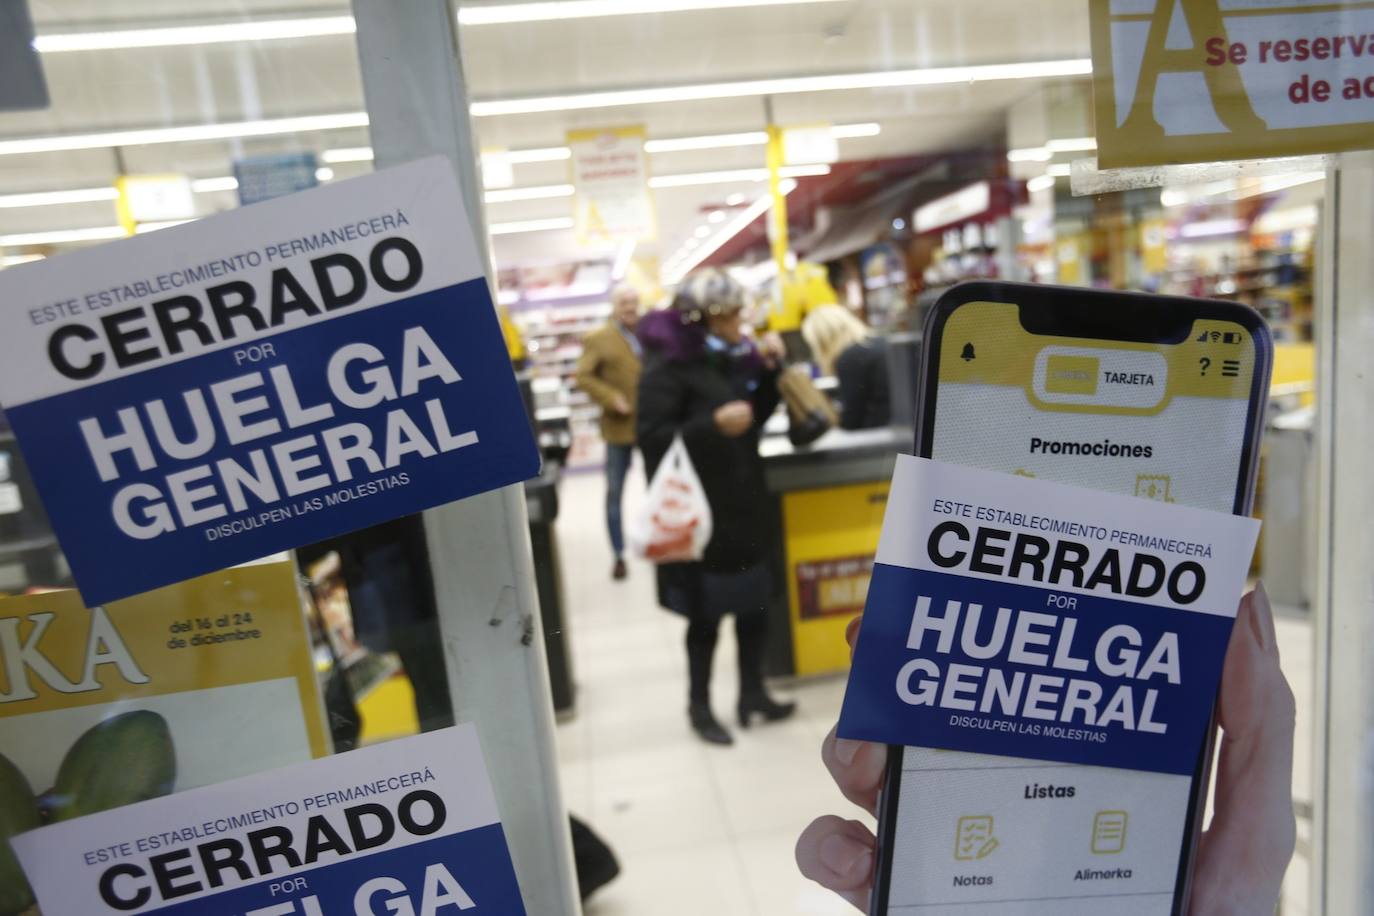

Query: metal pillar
[1311,151,1374,915]
[348,3,581,914]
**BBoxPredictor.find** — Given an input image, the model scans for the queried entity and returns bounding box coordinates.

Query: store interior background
[0,1,1318,914]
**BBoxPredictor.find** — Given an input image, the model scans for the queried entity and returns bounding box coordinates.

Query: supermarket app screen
[886,300,1259,915]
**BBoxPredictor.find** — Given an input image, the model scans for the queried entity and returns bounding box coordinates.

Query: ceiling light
[643,121,881,154]
[646,131,768,153]
[892,217,907,231]
[726,193,747,206]
[694,225,712,238]
[315,166,335,181]
[0,226,126,246]
[191,176,239,193]
[0,186,118,209]
[1045,137,1097,153]
[471,58,1092,116]
[489,216,575,235]
[650,163,829,189]
[1007,147,1052,163]
[708,210,727,223]
[1027,174,1056,193]
[0,111,369,157]
[665,178,797,284]
[1159,188,1189,208]
[34,16,357,52]
[506,147,573,164]
[459,0,846,25]
[485,183,576,203]
[321,146,374,164]
[685,238,701,249]
[1,254,46,267]
[135,219,195,234]
[832,122,881,139]
[1046,163,1073,178]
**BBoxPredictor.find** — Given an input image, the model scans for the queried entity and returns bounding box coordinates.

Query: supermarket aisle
[550,466,1315,916]
[553,465,859,916]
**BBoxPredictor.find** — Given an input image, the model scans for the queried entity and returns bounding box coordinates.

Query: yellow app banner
[939,301,1256,416]
[1091,0,1374,168]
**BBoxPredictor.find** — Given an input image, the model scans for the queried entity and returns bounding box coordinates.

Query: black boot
[689,703,734,745]
[737,691,797,728]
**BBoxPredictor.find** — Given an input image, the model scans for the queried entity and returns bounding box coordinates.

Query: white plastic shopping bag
[628,434,713,563]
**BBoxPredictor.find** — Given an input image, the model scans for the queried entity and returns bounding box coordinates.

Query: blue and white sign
[0,157,540,604]
[233,152,320,206]
[11,724,527,915]
[838,457,1260,776]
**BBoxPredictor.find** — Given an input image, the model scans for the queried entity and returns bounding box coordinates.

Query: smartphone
[872,281,1272,915]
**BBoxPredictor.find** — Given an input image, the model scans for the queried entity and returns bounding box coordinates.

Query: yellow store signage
[1091,0,1374,168]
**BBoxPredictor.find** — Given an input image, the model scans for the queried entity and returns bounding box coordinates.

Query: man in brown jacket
[576,284,643,580]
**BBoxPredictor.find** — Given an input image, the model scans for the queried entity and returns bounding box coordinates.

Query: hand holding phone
[797,587,1294,913]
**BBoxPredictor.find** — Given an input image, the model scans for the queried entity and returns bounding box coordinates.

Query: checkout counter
[761,426,904,677]
[760,332,918,678]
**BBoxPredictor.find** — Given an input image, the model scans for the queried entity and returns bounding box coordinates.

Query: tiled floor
[551,467,1314,915]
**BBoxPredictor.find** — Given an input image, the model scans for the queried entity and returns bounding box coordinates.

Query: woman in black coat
[636,269,796,745]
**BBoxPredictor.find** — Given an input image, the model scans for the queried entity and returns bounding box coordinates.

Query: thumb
[1191,584,1296,911]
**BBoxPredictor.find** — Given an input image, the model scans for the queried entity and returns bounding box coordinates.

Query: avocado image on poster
[2,712,176,916]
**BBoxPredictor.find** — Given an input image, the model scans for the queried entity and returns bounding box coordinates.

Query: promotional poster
[0,156,541,604]
[10,725,525,915]
[0,560,329,916]
[838,456,1260,776]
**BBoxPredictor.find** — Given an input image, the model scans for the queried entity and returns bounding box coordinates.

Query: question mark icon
[1199,357,1211,376]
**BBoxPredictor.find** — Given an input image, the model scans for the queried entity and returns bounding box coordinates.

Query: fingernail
[820,832,873,879]
[1249,581,1276,652]
[835,737,864,766]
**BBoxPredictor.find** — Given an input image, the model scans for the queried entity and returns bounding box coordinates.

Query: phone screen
[879,295,1266,915]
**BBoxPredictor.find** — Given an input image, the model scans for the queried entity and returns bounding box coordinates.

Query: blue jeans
[605,443,634,558]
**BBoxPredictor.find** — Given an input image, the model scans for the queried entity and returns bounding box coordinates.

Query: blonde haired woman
[801,304,891,430]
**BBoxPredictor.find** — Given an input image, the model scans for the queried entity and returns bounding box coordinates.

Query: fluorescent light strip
[1045,136,1097,153]
[645,131,767,153]
[1007,147,1052,163]
[0,226,126,246]
[665,178,796,284]
[1026,174,1057,193]
[191,176,239,193]
[0,186,118,208]
[34,16,357,52]
[489,216,575,235]
[484,183,575,203]
[34,2,845,52]
[322,122,878,169]
[1,254,46,267]
[460,0,846,25]
[472,59,1091,117]
[320,146,374,164]
[0,112,369,157]
[650,163,829,188]
[1045,163,1072,178]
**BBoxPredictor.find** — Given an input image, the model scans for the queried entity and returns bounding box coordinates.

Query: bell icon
[960,342,976,362]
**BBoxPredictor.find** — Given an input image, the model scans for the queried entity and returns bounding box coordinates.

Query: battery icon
[1222,332,1241,344]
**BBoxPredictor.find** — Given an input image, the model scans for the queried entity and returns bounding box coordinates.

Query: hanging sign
[568,126,656,244]
[0,157,541,604]
[838,457,1260,776]
[233,153,321,207]
[10,724,527,915]
[1092,0,1374,168]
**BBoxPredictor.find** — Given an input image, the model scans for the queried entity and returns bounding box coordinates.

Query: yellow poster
[568,125,656,244]
[1092,0,1374,168]
[0,559,327,814]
